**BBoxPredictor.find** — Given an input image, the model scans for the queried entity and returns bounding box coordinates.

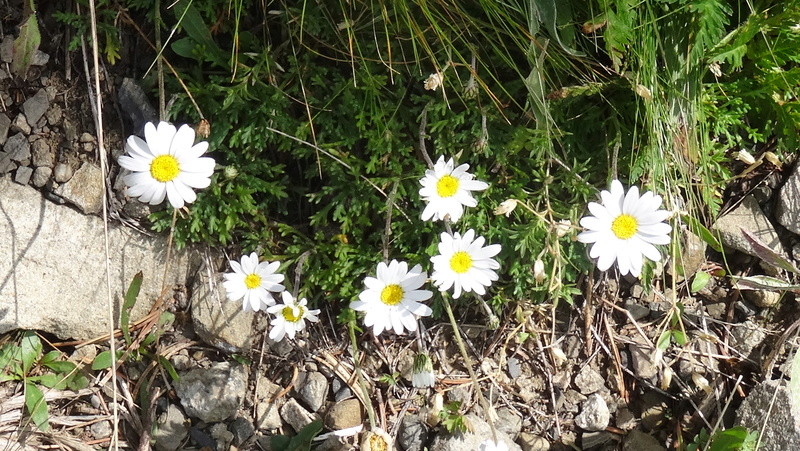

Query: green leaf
[33,373,61,389]
[709,426,757,451]
[741,228,799,274]
[270,420,323,451]
[11,13,41,77]
[157,355,180,381]
[121,271,143,345]
[730,275,800,291]
[43,360,76,374]
[691,272,711,293]
[172,0,228,68]
[92,350,124,370]
[656,330,672,350]
[20,331,42,375]
[682,215,723,252]
[672,330,688,347]
[25,381,49,431]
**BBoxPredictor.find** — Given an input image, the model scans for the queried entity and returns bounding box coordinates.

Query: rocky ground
[3,5,800,451]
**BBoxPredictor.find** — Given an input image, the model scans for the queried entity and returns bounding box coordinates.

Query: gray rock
[582,431,616,448]
[640,392,668,431]
[190,273,256,353]
[54,162,104,214]
[777,163,800,235]
[0,152,15,173]
[574,365,605,395]
[494,407,522,439]
[0,35,12,63]
[280,398,317,433]
[713,195,785,259]
[429,414,521,451]
[398,415,429,451]
[628,338,657,380]
[89,420,112,438]
[255,374,284,430]
[297,371,329,412]
[624,301,650,321]
[229,417,254,446]
[174,362,247,423]
[14,166,32,185]
[331,378,353,402]
[730,319,767,359]
[153,404,189,451]
[31,138,53,167]
[324,398,362,430]
[31,166,51,188]
[210,422,234,449]
[11,114,30,135]
[30,50,49,66]
[53,162,73,183]
[22,90,49,126]
[507,357,522,379]
[574,393,610,431]
[705,302,726,320]
[4,133,30,162]
[0,178,200,340]
[0,113,9,145]
[118,78,158,135]
[45,103,63,126]
[518,432,549,451]
[622,430,666,451]
[616,406,637,430]
[743,290,782,308]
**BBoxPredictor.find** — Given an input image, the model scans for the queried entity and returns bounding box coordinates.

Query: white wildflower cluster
[117,121,319,342]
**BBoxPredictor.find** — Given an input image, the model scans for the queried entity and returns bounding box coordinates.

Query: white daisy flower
[424,72,443,91]
[360,428,393,451]
[478,439,509,451]
[411,353,435,388]
[350,260,433,336]
[223,252,285,312]
[430,229,501,299]
[267,291,320,341]
[118,121,215,209]
[419,156,489,222]
[577,179,671,277]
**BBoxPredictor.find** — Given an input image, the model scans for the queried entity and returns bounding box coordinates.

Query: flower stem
[348,320,378,429]
[440,293,498,443]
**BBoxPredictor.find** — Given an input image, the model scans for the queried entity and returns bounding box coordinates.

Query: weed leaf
[731,275,800,292]
[20,331,42,375]
[11,14,41,77]
[24,381,49,431]
[92,350,124,370]
[121,271,143,345]
[741,228,799,274]
[691,272,711,293]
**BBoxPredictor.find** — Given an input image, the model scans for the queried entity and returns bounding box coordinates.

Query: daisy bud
[533,259,546,283]
[735,149,756,165]
[692,372,712,394]
[424,72,443,91]
[660,366,673,390]
[464,76,479,99]
[555,219,572,237]
[411,353,436,388]
[494,199,518,217]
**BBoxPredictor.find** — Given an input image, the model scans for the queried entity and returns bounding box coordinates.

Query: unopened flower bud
[533,259,546,283]
[494,199,518,217]
[555,219,572,237]
[424,72,443,91]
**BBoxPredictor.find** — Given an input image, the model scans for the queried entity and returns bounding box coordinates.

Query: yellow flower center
[449,251,473,273]
[282,306,304,322]
[244,273,262,289]
[436,175,459,197]
[380,284,404,306]
[611,214,638,240]
[368,434,389,451]
[150,155,180,182]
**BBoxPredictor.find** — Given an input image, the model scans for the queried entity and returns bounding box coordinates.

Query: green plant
[270,419,323,451]
[687,426,758,451]
[439,400,467,434]
[0,331,90,431]
[53,0,122,64]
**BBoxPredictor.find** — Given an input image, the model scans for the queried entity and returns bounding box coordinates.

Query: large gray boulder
[737,379,800,451]
[0,178,200,340]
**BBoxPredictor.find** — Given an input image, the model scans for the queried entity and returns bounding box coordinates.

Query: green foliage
[0,331,90,431]
[439,401,468,434]
[270,419,323,451]
[687,427,758,451]
[53,0,121,64]
[11,10,41,77]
